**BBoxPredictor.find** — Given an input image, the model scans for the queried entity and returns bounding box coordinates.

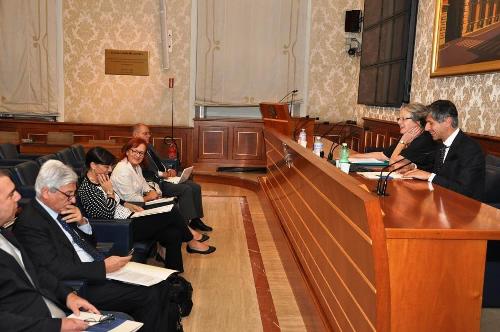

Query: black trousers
[131,206,193,272]
[80,281,170,332]
[160,180,203,221]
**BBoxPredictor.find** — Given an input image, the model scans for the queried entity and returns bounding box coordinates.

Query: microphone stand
[379,160,413,196]
[375,158,406,195]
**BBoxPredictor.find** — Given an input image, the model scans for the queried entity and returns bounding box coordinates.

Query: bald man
[132,123,213,232]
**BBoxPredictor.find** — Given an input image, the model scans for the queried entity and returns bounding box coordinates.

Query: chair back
[71,145,86,164]
[47,132,74,144]
[0,143,20,159]
[11,161,40,187]
[56,148,83,170]
[36,154,59,166]
[0,131,19,144]
[484,155,500,207]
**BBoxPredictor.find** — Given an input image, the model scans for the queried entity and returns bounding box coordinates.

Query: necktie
[435,144,448,174]
[0,231,66,318]
[56,215,104,261]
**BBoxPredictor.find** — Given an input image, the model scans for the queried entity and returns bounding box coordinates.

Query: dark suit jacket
[432,130,485,201]
[383,131,439,171]
[13,200,106,282]
[0,231,71,331]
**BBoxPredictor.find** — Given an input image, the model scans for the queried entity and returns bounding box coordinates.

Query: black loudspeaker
[345,10,361,33]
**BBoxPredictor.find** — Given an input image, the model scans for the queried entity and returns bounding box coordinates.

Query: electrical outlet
[167,30,173,53]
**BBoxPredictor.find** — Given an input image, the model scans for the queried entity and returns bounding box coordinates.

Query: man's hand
[123,202,144,212]
[404,168,431,181]
[104,255,132,273]
[60,318,88,332]
[66,292,100,316]
[60,205,86,226]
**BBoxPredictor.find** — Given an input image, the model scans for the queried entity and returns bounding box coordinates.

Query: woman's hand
[400,126,423,145]
[96,174,114,195]
[124,202,144,212]
[143,190,159,201]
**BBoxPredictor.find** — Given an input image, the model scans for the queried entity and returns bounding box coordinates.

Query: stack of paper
[131,204,173,218]
[349,158,388,166]
[107,262,177,286]
[357,172,412,180]
[144,197,175,206]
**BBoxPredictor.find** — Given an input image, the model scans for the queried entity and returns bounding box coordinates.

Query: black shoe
[190,218,213,232]
[186,245,216,255]
[196,234,210,243]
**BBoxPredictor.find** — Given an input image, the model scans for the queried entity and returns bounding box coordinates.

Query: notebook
[165,166,193,184]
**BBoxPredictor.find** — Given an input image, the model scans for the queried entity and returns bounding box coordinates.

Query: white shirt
[111,158,153,202]
[429,128,460,182]
[36,198,94,263]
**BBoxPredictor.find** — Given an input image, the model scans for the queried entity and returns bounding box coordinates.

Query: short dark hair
[85,147,116,168]
[428,100,459,128]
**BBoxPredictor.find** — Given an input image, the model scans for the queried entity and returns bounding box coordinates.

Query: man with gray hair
[0,170,99,331]
[14,160,177,331]
[405,99,485,200]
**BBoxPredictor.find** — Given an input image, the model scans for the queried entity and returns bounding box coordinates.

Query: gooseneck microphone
[279,89,298,103]
[375,158,407,195]
[379,160,413,196]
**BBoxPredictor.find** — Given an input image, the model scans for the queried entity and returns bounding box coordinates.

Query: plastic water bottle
[339,143,349,162]
[298,129,307,148]
[313,136,323,157]
[338,143,350,173]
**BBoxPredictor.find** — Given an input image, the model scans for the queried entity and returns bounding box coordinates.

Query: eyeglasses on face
[396,117,413,122]
[54,188,76,200]
[129,149,145,157]
[84,314,115,324]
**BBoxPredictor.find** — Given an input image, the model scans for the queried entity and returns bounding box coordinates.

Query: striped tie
[56,215,104,261]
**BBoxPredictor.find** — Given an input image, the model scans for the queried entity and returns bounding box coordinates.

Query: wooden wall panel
[0,120,194,166]
[193,119,266,167]
[362,117,500,156]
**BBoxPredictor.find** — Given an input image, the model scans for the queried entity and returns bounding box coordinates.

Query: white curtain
[195,0,307,106]
[0,0,58,115]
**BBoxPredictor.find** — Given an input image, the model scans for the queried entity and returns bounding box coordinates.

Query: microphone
[327,122,350,161]
[375,158,408,195]
[379,160,413,196]
[279,89,298,103]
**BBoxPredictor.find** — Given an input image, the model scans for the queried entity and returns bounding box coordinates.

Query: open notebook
[165,166,193,184]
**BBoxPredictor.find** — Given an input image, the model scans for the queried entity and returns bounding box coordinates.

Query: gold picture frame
[430,0,500,77]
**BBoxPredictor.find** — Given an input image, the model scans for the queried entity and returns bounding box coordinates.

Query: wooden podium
[259,102,315,147]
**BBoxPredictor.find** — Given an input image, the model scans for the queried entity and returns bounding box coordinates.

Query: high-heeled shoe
[186,245,216,255]
[196,234,210,243]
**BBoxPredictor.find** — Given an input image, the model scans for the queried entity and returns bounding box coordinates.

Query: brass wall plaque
[105,49,149,76]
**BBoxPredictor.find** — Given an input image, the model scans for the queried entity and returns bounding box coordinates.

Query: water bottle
[313,136,323,157]
[298,129,307,148]
[339,143,349,162]
[339,143,350,173]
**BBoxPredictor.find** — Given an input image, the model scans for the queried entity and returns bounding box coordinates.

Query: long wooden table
[261,127,500,331]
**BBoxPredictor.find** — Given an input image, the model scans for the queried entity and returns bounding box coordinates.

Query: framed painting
[430,0,500,77]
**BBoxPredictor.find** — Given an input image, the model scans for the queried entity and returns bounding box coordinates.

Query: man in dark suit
[405,100,485,200]
[132,123,213,232]
[13,160,175,331]
[0,170,99,331]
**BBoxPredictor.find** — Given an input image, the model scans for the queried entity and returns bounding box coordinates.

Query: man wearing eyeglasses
[13,160,174,331]
[0,170,100,331]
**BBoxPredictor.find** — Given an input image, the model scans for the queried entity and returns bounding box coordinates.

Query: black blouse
[383,131,439,171]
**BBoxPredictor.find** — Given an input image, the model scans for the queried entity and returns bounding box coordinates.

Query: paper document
[131,204,173,218]
[144,197,175,206]
[107,262,177,286]
[165,166,193,184]
[349,158,388,165]
[67,312,143,332]
[357,172,412,180]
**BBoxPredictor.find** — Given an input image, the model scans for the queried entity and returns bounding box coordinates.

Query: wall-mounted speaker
[345,10,362,33]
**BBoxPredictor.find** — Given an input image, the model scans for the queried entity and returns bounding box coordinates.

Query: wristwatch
[399,140,407,145]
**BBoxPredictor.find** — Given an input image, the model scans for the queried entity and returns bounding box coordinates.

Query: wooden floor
[174,177,324,331]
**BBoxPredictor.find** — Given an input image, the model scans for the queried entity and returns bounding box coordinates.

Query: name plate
[105,49,149,76]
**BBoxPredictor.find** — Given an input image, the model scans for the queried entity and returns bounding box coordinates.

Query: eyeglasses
[396,117,413,122]
[129,149,145,157]
[84,314,115,324]
[54,188,76,200]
